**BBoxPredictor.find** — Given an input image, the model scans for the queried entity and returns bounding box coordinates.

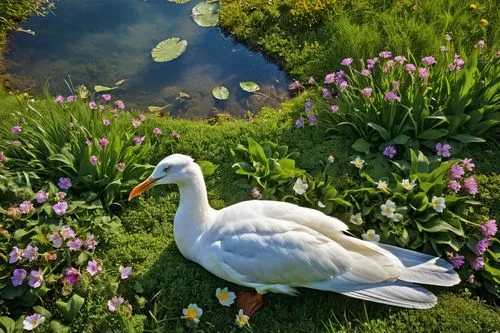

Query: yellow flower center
[236,316,249,326]
[433,199,440,206]
[385,206,393,213]
[186,308,197,320]
[217,292,229,302]
[470,4,477,9]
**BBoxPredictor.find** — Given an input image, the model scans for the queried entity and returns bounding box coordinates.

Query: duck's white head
[128,154,196,200]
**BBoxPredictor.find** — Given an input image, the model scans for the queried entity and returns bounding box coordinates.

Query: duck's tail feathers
[377,243,460,287]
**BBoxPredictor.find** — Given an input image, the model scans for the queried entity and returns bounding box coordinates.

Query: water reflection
[6,0,289,118]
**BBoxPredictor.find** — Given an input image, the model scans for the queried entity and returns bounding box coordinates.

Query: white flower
[376,180,389,191]
[431,196,446,213]
[380,199,396,218]
[350,156,365,169]
[23,313,45,331]
[362,229,380,243]
[235,309,250,328]
[182,303,203,323]
[349,213,364,225]
[293,178,308,195]
[401,179,416,191]
[215,287,236,307]
[327,155,335,163]
[318,201,326,208]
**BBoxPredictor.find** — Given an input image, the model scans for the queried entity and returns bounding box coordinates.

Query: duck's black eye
[164,166,171,172]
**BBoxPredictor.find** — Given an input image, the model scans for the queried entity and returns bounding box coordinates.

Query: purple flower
[304,99,312,111]
[98,137,109,149]
[9,247,22,263]
[132,119,141,128]
[65,267,81,285]
[28,269,43,288]
[307,76,315,84]
[418,67,429,78]
[86,260,103,276]
[394,55,407,63]
[22,245,39,262]
[463,176,478,195]
[308,114,317,126]
[330,105,339,113]
[116,163,125,172]
[447,180,461,193]
[133,136,145,145]
[480,219,497,237]
[11,125,22,135]
[383,145,397,158]
[295,118,304,129]
[36,191,48,204]
[153,128,162,136]
[66,95,77,103]
[119,266,133,279]
[90,155,99,166]
[450,164,465,179]
[102,94,112,101]
[324,73,336,84]
[84,233,98,250]
[385,91,401,102]
[115,100,125,110]
[85,138,92,146]
[341,58,353,66]
[435,142,451,157]
[475,238,489,255]
[321,88,332,99]
[448,255,465,269]
[19,200,34,214]
[103,119,111,126]
[89,101,97,110]
[360,69,371,76]
[471,257,484,271]
[139,114,146,122]
[339,81,349,90]
[48,232,63,248]
[440,45,449,52]
[23,313,45,330]
[461,158,475,171]
[60,226,75,240]
[12,268,27,287]
[172,131,181,140]
[55,95,65,104]
[67,238,83,251]
[361,88,372,98]
[58,177,72,190]
[367,57,378,69]
[404,64,416,72]
[52,201,69,216]
[107,296,124,312]
[422,56,437,65]
[379,51,392,58]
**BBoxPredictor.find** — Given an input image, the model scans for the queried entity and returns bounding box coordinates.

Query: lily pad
[239,81,260,93]
[212,86,229,100]
[192,1,219,27]
[168,0,191,3]
[151,38,188,62]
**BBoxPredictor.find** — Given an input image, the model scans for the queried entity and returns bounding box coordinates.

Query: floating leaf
[148,105,170,113]
[168,0,191,3]
[115,79,126,86]
[192,1,219,27]
[239,81,260,92]
[15,27,36,36]
[94,79,126,92]
[212,86,229,100]
[151,38,188,62]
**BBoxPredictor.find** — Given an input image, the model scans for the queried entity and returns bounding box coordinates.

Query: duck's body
[130,154,460,312]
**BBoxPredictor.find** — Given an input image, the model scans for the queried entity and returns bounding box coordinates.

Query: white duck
[129,154,459,315]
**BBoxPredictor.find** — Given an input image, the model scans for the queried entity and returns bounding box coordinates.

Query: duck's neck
[173,165,215,260]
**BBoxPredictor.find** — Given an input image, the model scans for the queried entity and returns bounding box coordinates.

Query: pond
[5,0,290,118]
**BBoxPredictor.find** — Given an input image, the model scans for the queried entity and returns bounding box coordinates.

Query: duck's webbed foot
[235,291,264,317]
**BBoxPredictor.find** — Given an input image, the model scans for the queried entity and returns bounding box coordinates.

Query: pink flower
[115,100,125,109]
[89,155,99,166]
[98,137,109,149]
[463,176,478,195]
[52,201,68,216]
[288,80,302,90]
[385,91,400,102]
[404,64,416,72]
[383,145,397,158]
[67,238,83,251]
[422,56,437,65]
[86,260,103,276]
[116,162,125,172]
[450,164,465,179]
[361,88,372,98]
[341,58,353,66]
[360,69,371,76]
[103,119,111,126]
[65,267,81,285]
[379,50,392,58]
[36,190,48,203]
[107,296,124,312]
[435,142,451,157]
[475,238,489,255]
[85,138,92,146]
[58,177,72,190]
[172,131,181,140]
[139,114,146,122]
[119,266,133,279]
[367,57,378,69]
[19,200,34,214]
[418,67,429,78]
[12,268,27,287]
[330,105,339,113]
[324,73,335,84]
[339,81,349,90]
[28,269,43,288]
[89,101,98,110]
[447,180,461,193]
[66,95,77,103]
[448,254,465,269]
[22,245,39,262]
[11,140,21,146]
[307,76,315,84]
[153,128,162,136]
[102,94,112,101]
[480,219,497,237]
[9,246,22,263]
[475,40,485,48]
[308,114,317,126]
[461,158,475,171]
[133,136,145,145]
[471,257,484,271]
[84,233,98,250]
[383,60,396,72]
[11,125,22,135]
[56,191,66,201]
[60,226,75,240]
[394,55,407,63]
[48,232,63,248]
[132,119,141,128]
[322,88,332,99]
[55,95,65,104]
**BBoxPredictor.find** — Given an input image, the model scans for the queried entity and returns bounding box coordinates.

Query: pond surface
[6,0,289,118]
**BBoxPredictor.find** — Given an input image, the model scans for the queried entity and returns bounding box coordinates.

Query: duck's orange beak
[128,177,155,201]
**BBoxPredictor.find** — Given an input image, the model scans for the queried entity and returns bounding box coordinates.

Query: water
[5,0,289,118]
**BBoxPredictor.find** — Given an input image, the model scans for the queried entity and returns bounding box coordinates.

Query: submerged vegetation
[0,0,499,332]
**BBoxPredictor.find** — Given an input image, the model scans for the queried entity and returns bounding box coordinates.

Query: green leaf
[49,320,70,333]
[151,38,188,62]
[33,306,52,321]
[239,81,260,92]
[417,219,464,236]
[417,129,448,140]
[192,1,219,27]
[390,134,410,145]
[57,294,85,323]
[450,134,486,143]
[0,317,15,333]
[198,160,218,177]
[247,139,267,165]
[367,122,390,141]
[212,85,229,100]
[411,193,428,212]
[351,138,371,153]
